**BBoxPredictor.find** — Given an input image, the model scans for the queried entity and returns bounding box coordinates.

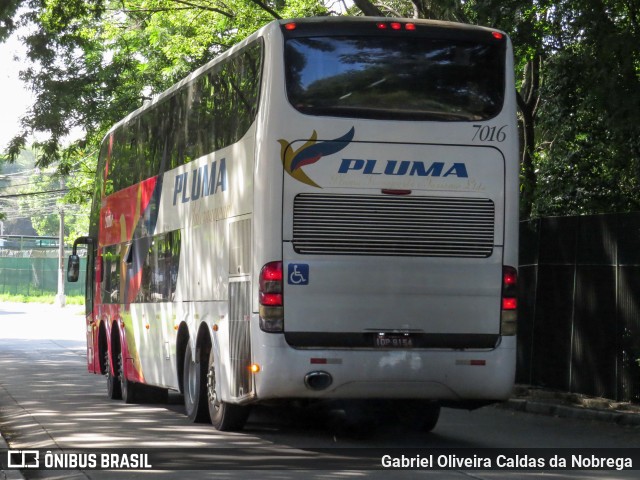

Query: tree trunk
[517,57,541,219]
[352,0,384,17]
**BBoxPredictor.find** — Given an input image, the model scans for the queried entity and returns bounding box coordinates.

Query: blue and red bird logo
[279,127,355,188]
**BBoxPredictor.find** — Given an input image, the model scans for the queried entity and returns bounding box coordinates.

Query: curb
[500,398,640,427]
[0,433,26,480]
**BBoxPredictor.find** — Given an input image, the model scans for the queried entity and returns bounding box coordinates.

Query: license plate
[374,335,414,348]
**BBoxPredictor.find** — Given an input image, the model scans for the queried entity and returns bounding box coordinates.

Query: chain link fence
[0,240,86,296]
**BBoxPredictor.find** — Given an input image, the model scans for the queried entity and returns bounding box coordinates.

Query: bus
[68,16,519,432]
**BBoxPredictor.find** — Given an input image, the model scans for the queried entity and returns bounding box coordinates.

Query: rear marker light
[376,22,416,31]
[381,189,412,195]
[492,31,504,40]
[456,360,487,366]
[310,357,343,365]
[284,23,296,31]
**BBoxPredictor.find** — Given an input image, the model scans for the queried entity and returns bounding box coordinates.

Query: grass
[0,293,85,305]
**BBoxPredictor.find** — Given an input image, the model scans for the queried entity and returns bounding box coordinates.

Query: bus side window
[148,231,181,302]
[137,240,154,303]
[101,246,121,304]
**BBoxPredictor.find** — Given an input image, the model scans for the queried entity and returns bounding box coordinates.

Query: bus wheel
[396,400,441,433]
[118,352,139,404]
[183,342,209,422]
[206,349,250,431]
[420,403,441,432]
[105,350,122,400]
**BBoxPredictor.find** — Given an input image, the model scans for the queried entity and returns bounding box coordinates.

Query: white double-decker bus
[69,16,519,432]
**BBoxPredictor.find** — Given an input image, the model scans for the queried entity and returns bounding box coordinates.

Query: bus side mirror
[68,235,93,283]
[67,254,80,282]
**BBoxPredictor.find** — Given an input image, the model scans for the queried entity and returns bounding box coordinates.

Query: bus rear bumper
[251,331,516,403]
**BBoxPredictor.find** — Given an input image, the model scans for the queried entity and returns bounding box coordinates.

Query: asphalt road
[0,302,638,479]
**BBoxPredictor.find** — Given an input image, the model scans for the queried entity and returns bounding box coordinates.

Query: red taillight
[503,268,517,287]
[502,297,517,310]
[501,266,518,335]
[260,292,283,306]
[259,261,284,333]
[492,31,504,40]
[284,22,296,31]
[260,261,282,283]
[377,22,416,31]
[259,261,283,305]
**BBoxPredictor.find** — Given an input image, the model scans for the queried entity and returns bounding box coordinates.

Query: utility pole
[55,204,66,308]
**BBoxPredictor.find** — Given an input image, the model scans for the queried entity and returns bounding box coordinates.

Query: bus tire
[105,350,122,400]
[183,342,209,422]
[206,348,250,431]
[395,400,441,433]
[418,403,441,433]
[118,352,140,404]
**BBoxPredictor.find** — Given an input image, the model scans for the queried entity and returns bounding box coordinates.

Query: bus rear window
[284,36,505,121]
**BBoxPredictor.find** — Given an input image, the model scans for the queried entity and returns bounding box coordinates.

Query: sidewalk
[0,302,84,480]
[0,432,24,480]
[500,385,640,427]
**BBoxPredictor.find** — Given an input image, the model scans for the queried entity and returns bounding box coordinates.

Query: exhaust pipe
[304,371,333,391]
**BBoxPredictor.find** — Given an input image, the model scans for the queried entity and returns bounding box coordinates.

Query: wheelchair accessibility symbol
[288,263,309,285]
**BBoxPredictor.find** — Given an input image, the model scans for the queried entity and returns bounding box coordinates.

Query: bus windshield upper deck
[284,25,505,121]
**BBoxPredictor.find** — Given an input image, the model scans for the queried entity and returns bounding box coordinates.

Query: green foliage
[4,0,327,166]
[0,0,21,41]
[532,0,640,216]
[1,0,328,228]
[0,147,90,242]
[2,0,640,219]
[0,292,85,305]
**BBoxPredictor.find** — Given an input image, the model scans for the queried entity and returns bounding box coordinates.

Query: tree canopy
[1,0,639,219]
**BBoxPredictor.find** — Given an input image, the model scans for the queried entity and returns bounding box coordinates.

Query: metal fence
[518,213,640,402]
[0,256,86,297]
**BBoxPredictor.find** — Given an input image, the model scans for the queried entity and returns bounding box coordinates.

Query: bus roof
[102,16,507,142]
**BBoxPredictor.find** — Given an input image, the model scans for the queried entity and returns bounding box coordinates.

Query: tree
[1,0,327,208]
[3,0,640,218]
[0,0,22,41]
[532,0,640,215]
[351,0,640,218]
[0,148,90,242]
